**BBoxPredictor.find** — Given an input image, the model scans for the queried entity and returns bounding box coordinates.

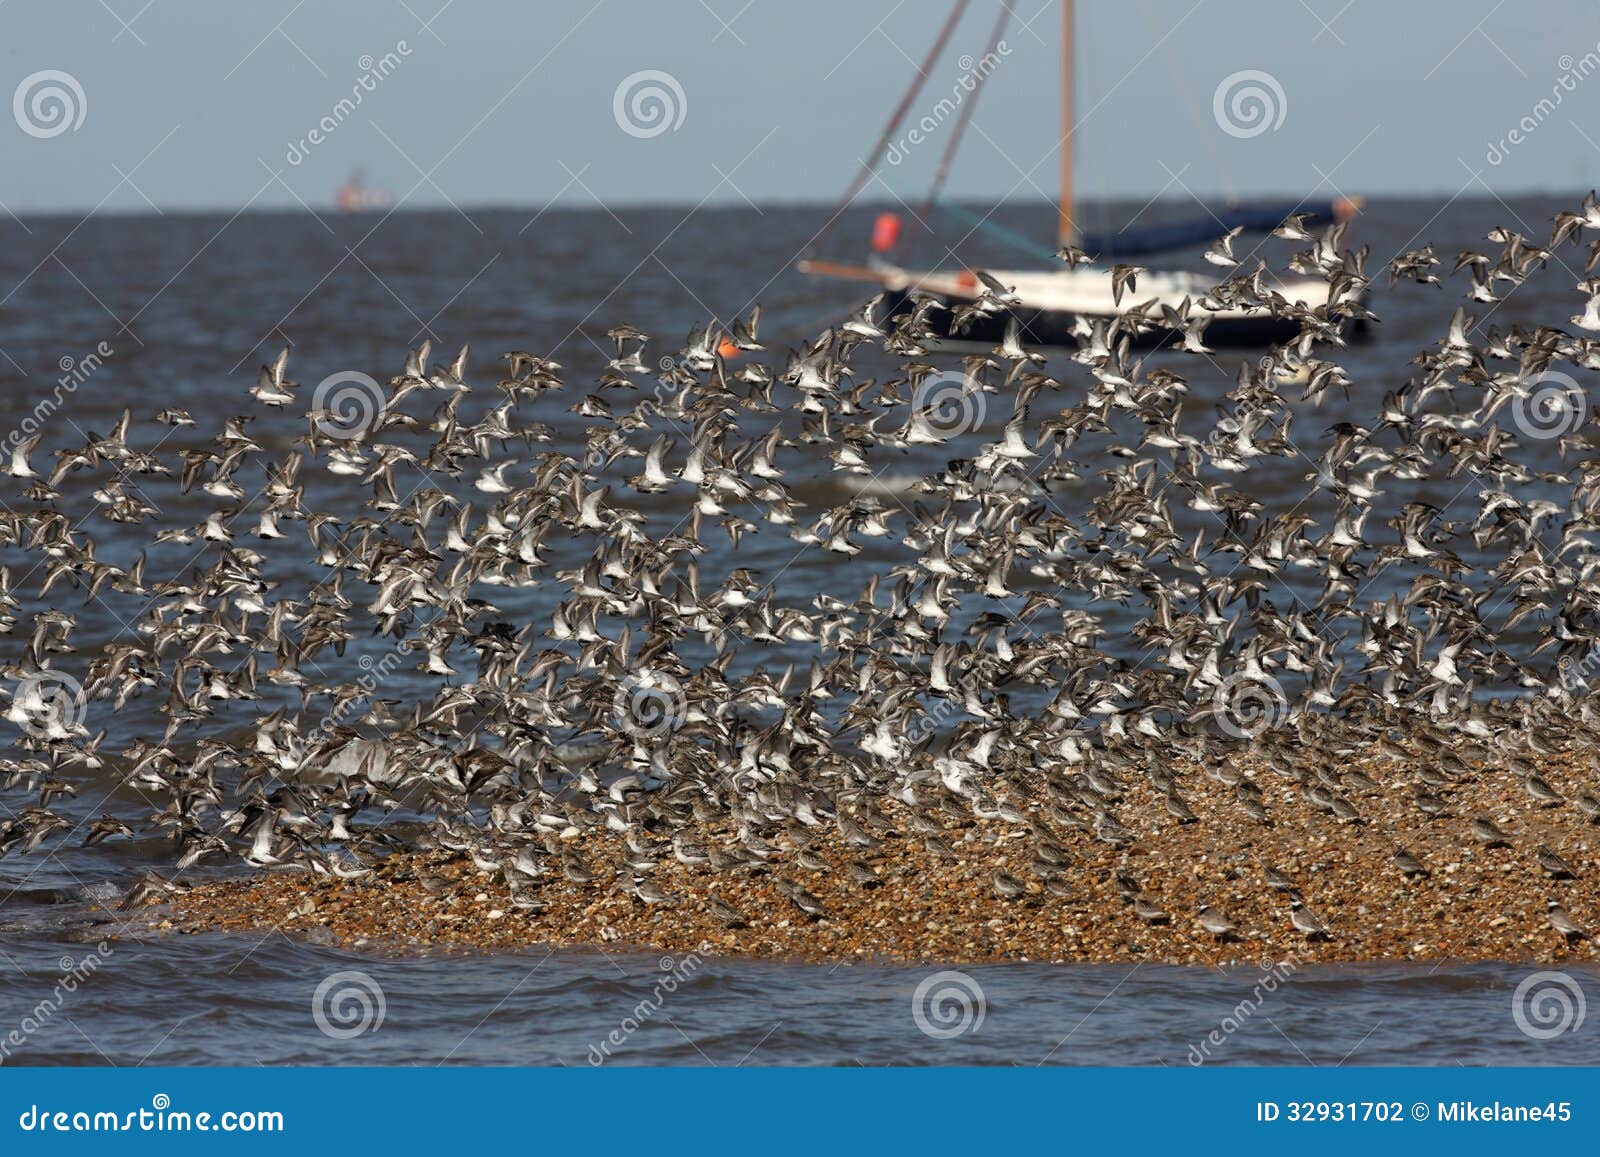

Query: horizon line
[1,186,1595,223]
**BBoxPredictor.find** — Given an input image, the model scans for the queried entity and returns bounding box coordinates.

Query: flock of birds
[7,195,1600,946]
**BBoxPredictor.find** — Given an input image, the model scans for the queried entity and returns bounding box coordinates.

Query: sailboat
[798,0,1367,350]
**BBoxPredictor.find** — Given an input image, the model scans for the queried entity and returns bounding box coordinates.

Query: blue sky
[3,0,1599,215]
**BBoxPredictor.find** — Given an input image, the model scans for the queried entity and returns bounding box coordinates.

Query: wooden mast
[1058,0,1075,244]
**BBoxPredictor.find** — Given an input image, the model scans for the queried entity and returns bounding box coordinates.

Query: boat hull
[877,289,1368,351]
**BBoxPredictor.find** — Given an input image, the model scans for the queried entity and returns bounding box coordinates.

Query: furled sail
[1075,199,1357,260]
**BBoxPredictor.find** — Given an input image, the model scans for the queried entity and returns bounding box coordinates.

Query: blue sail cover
[1076,200,1344,260]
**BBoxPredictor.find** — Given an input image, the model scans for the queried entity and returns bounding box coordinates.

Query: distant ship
[336,168,390,212]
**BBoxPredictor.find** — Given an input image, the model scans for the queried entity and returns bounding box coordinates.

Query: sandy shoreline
[132,743,1600,967]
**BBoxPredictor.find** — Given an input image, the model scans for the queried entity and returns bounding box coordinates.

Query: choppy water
[3,197,1599,1065]
[3,926,1598,1065]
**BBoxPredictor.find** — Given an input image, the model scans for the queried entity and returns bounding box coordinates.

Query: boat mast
[1058,0,1075,244]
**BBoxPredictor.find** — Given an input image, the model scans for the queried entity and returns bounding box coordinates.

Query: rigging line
[809,0,972,253]
[1057,1,1108,241]
[919,0,1015,217]
[933,201,1057,263]
[1132,0,1236,204]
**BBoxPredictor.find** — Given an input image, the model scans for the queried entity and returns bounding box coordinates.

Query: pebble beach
[145,733,1600,967]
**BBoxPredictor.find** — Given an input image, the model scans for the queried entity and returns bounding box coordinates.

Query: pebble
[146,745,1600,967]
